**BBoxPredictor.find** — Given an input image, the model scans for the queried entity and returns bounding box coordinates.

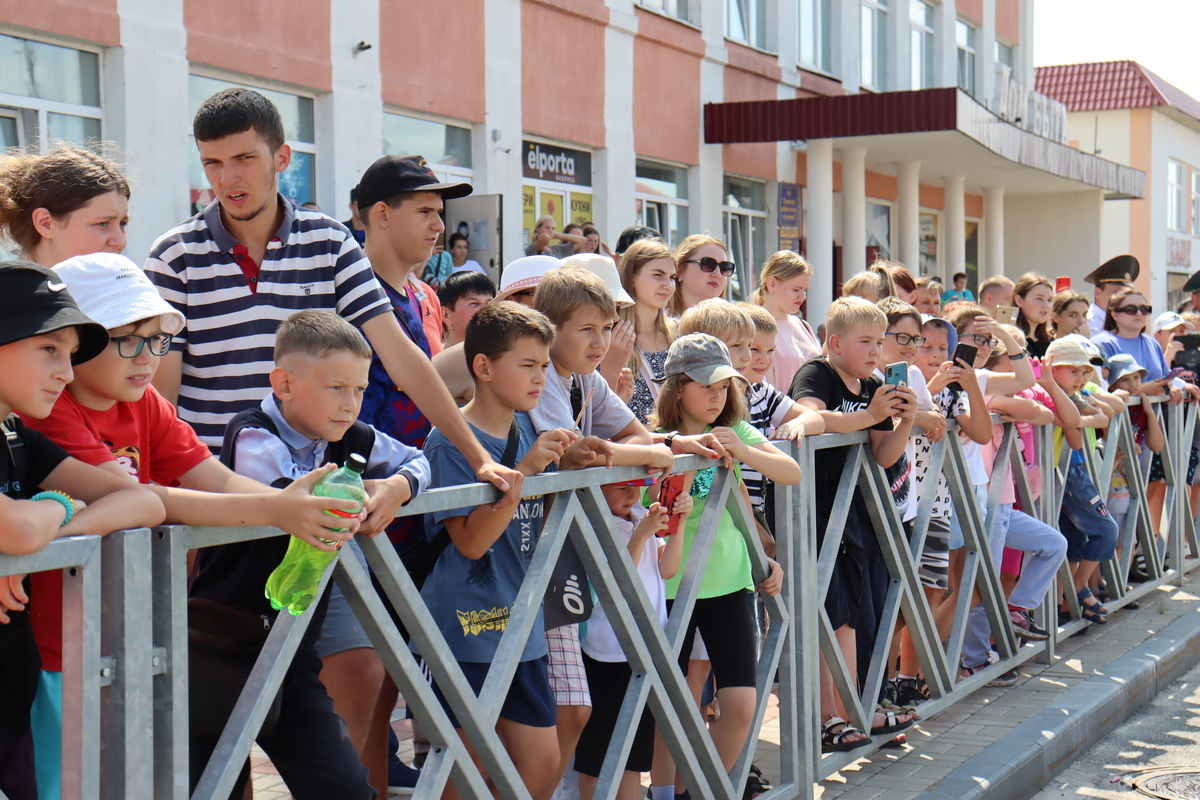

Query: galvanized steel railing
[3,398,1198,799]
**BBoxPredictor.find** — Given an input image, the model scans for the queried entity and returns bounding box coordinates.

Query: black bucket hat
[0,260,109,364]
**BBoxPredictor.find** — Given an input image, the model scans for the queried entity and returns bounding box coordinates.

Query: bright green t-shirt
[653,420,767,600]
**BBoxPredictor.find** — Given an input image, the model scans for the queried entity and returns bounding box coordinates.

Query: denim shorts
[948,484,989,551]
[427,655,556,729]
[1059,462,1119,563]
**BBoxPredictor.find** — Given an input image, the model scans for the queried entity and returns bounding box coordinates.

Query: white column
[594,3,638,246]
[691,0,727,239]
[944,175,966,281]
[481,0,525,266]
[841,147,867,274]
[111,0,189,261]
[320,0,382,220]
[896,160,921,274]
[806,139,835,321]
[983,186,1005,279]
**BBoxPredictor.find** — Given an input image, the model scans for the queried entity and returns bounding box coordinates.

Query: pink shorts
[1000,546,1024,577]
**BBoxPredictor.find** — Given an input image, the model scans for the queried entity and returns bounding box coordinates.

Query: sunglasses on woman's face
[683,257,736,276]
[1115,304,1152,315]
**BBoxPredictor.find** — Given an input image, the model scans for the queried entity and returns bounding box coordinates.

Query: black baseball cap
[615,225,662,256]
[355,154,473,209]
[0,260,109,364]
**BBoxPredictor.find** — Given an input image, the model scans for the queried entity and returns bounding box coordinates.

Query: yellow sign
[522,184,536,245]
[540,191,565,231]
[570,191,592,228]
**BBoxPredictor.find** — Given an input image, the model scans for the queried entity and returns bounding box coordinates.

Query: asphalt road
[1033,659,1200,800]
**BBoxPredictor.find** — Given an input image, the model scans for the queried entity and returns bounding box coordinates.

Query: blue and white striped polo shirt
[144,198,391,448]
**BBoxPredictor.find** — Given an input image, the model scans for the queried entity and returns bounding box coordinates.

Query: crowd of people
[0,85,1192,800]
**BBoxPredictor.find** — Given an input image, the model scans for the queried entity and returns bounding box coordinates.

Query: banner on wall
[570,192,592,228]
[778,183,800,252]
[540,191,565,231]
[523,141,593,186]
[522,185,536,245]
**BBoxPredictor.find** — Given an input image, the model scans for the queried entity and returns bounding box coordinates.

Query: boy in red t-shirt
[21,253,365,796]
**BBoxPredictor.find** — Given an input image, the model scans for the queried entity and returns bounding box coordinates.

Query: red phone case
[1056,276,1071,293]
[657,473,686,536]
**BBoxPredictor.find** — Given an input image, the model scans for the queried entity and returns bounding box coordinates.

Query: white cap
[1153,311,1188,334]
[496,255,560,302]
[557,253,634,307]
[53,253,185,335]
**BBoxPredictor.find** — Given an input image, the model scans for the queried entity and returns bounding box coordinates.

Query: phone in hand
[884,362,908,388]
[656,473,686,537]
[1031,360,1043,380]
[1056,276,1071,293]
[994,306,1018,325]
[1165,366,1187,381]
[948,343,978,392]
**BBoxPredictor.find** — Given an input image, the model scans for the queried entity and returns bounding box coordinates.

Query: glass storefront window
[723,176,767,300]
[636,160,689,247]
[383,113,472,169]
[0,34,99,107]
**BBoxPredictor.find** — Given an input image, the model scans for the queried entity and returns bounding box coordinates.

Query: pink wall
[522,0,608,148]
[723,45,782,180]
[632,9,704,165]
[381,0,485,121]
[186,0,331,91]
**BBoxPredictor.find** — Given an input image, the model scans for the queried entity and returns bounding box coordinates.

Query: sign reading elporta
[523,141,592,186]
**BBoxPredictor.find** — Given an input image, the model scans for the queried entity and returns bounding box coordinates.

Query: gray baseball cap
[659,333,745,385]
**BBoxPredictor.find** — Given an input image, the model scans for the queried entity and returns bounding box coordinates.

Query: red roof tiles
[1035,61,1200,124]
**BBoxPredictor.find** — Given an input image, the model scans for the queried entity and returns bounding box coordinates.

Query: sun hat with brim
[657,333,745,386]
[1045,337,1095,369]
[1153,311,1188,334]
[0,260,109,364]
[558,253,634,307]
[53,253,185,335]
[1057,333,1106,366]
[1105,353,1148,387]
[495,255,560,301]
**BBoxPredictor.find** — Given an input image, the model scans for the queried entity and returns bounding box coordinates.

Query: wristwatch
[664,432,678,451]
[1008,348,1027,360]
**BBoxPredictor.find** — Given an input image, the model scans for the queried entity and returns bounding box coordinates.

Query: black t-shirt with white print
[0,414,70,741]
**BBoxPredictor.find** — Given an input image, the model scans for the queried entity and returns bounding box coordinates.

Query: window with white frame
[799,0,832,73]
[861,0,888,90]
[383,112,473,183]
[995,40,1014,70]
[1192,172,1200,237]
[956,20,977,96]
[909,0,935,90]
[187,74,316,213]
[635,160,689,248]
[0,33,102,151]
[727,0,767,50]
[639,0,691,24]
[1168,160,1186,232]
[723,176,767,301]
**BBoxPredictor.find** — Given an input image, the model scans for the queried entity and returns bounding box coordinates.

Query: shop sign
[523,141,593,186]
[993,65,1068,145]
[1169,236,1192,268]
[778,183,800,251]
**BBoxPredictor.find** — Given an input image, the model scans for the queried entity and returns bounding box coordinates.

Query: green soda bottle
[265,454,369,616]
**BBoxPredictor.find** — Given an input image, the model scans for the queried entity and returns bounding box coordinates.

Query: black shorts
[573,655,656,776]
[428,656,556,729]
[667,590,757,689]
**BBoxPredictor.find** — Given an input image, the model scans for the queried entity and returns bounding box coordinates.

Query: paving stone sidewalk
[246,572,1200,799]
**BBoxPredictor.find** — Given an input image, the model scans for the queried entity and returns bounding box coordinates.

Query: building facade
[1038,61,1200,314]
[0,0,1139,319]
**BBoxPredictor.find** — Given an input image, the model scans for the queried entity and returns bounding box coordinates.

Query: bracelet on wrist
[1008,348,1028,360]
[31,491,75,526]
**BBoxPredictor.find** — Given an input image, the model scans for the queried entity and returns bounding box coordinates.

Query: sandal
[880,695,920,721]
[743,764,772,799]
[871,706,915,735]
[821,715,872,753]
[1078,588,1109,619]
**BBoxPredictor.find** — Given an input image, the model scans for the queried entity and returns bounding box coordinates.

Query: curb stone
[922,608,1200,800]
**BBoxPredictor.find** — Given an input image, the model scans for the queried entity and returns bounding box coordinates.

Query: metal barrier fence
[2,397,1197,800]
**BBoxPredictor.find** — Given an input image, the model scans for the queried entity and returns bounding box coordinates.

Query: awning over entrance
[704,87,1145,199]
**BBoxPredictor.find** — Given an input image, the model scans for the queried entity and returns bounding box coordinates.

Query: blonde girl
[751,250,822,391]
[608,238,678,422]
[1051,290,1091,339]
[669,233,732,317]
[648,333,797,791]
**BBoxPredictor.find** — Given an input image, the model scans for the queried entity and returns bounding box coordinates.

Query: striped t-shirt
[144,198,391,448]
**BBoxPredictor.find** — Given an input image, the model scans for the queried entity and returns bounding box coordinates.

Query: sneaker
[388,759,420,795]
[961,662,1019,687]
[1009,607,1050,641]
[893,677,929,707]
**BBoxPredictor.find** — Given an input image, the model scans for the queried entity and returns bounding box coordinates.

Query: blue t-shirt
[940,288,974,304]
[1091,331,1169,382]
[418,412,548,663]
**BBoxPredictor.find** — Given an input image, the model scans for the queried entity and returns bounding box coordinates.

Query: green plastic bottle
[265,454,368,616]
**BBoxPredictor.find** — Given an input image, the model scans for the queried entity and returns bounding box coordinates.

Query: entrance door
[445,194,503,284]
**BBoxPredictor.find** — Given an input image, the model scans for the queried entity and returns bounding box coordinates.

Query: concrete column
[841,147,867,274]
[481,0,525,266]
[320,0,382,220]
[896,160,921,273]
[111,0,189,261]
[983,186,1005,279]
[945,175,966,281]
[594,3,638,246]
[806,139,835,321]
[980,0,997,105]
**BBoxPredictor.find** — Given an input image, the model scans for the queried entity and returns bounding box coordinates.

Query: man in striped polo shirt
[145,87,521,500]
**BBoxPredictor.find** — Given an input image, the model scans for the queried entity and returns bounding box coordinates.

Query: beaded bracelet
[30,491,75,526]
